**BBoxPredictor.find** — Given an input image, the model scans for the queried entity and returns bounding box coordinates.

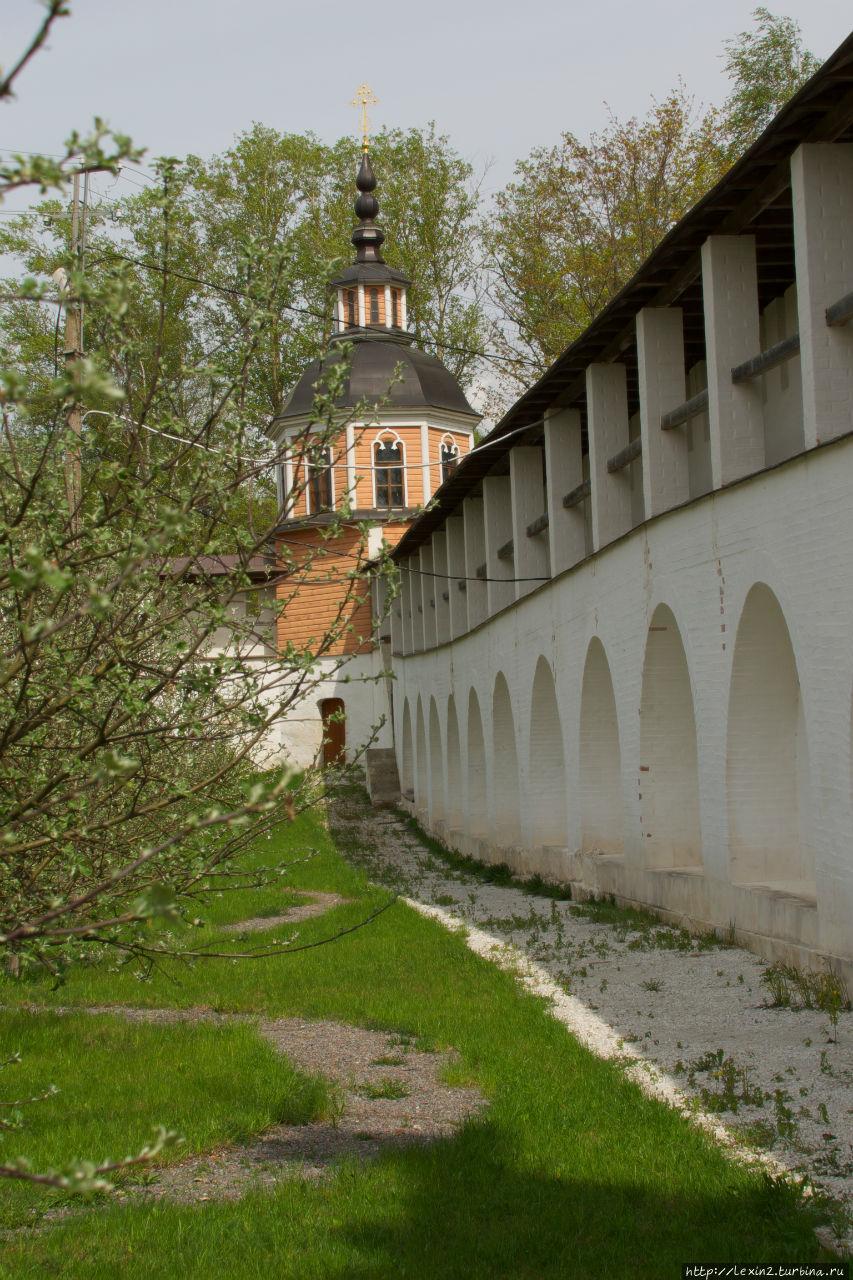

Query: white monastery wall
[393,440,853,978]
[269,651,393,770]
[388,139,853,981]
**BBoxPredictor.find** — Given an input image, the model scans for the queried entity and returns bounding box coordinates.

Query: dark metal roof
[391,31,853,562]
[273,331,480,423]
[328,262,411,288]
[166,553,277,581]
[275,507,419,532]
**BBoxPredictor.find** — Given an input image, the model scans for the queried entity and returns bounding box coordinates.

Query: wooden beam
[661,389,709,431]
[563,479,591,509]
[526,512,550,537]
[607,437,642,473]
[826,290,853,327]
[731,333,800,383]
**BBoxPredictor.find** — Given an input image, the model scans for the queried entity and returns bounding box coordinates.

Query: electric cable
[89,249,543,370]
[275,536,550,584]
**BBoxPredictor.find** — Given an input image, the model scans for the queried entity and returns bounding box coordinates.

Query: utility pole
[63,169,87,536]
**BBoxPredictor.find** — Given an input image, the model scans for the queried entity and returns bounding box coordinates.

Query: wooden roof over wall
[391,31,853,561]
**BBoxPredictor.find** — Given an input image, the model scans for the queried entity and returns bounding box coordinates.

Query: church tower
[268,118,480,767]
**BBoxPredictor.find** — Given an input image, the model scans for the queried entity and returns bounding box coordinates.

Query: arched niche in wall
[639,605,702,870]
[580,638,623,855]
[446,696,463,829]
[492,673,521,845]
[528,656,568,847]
[415,696,428,815]
[727,583,814,898]
[400,699,414,800]
[429,697,445,823]
[467,688,488,838]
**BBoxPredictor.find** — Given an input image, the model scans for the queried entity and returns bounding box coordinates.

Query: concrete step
[364,748,401,807]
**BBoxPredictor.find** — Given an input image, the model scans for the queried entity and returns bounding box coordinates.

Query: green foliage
[483,9,822,412]
[721,8,822,158]
[0,122,487,424]
[355,1077,411,1100]
[484,85,726,403]
[0,75,403,997]
[760,963,851,1039]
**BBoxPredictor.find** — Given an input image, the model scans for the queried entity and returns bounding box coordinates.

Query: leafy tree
[1,123,487,434]
[0,8,399,1190]
[482,9,821,411]
[721,7,821,159]
[483,87,725,406]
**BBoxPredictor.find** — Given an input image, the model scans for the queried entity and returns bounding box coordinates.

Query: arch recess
[466,689,488,837]
[492,673,521,844]
[400,699,414,800]
[639,605,702,870]
[415,696,428,815]
[429,697,445,822]
[446,696,463,828]
[528,657,568,846]
[727,584,814,896]
[580,639,623,854]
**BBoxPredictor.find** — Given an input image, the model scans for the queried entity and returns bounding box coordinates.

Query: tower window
[391,289,400,327]
[308,447,333,513]
[369,287,380,324]
[346,291,356,327]
[374,439,404,508]
[441,440,460,484]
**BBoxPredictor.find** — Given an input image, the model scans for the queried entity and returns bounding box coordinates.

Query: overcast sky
[3,1,851,210]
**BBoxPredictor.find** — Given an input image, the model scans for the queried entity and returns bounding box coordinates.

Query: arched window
[441,438,460,483]
[369,287,380,324]
[307,446,333,513]
[374,436,404,508]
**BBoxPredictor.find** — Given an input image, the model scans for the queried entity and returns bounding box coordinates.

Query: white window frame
[305,442,335,515]
[440,433,460,483]
[372,429,406,509]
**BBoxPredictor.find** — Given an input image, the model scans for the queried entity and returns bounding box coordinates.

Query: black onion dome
[351,149,385,264]
[275,333,478,422]
[329,146,410,290]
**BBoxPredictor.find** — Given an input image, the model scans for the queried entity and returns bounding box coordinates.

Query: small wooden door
[321,698,346,765]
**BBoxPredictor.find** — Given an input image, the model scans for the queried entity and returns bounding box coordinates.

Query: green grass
[0,1012,332,1231]
[354,1077,410,1100]
[0,799,830,1277]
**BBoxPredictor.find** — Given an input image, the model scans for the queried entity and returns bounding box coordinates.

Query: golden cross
[351,83,378,150]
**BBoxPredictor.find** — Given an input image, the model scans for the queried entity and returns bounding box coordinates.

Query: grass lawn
[0,790,829,1278]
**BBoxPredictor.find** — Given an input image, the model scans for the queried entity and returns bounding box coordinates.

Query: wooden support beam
[563,479,591,509]
[526,512,550,537]
[826,290,853,328]
[607,437,642,473]
[731,332,800,383]
[660,389,709,431]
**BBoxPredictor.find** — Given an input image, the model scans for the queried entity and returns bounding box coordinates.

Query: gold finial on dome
[351,83,378,152]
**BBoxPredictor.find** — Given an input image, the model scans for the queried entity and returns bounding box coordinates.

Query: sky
[3,0,851,213]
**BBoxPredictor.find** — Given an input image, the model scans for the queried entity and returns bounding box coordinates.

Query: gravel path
[328,791,853,1254]
[12,1002,485,1217]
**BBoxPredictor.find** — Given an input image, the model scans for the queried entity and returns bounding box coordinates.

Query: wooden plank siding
[276,520,410,656]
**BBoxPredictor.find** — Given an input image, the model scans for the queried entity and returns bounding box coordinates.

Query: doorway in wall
[320,698,346,765]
